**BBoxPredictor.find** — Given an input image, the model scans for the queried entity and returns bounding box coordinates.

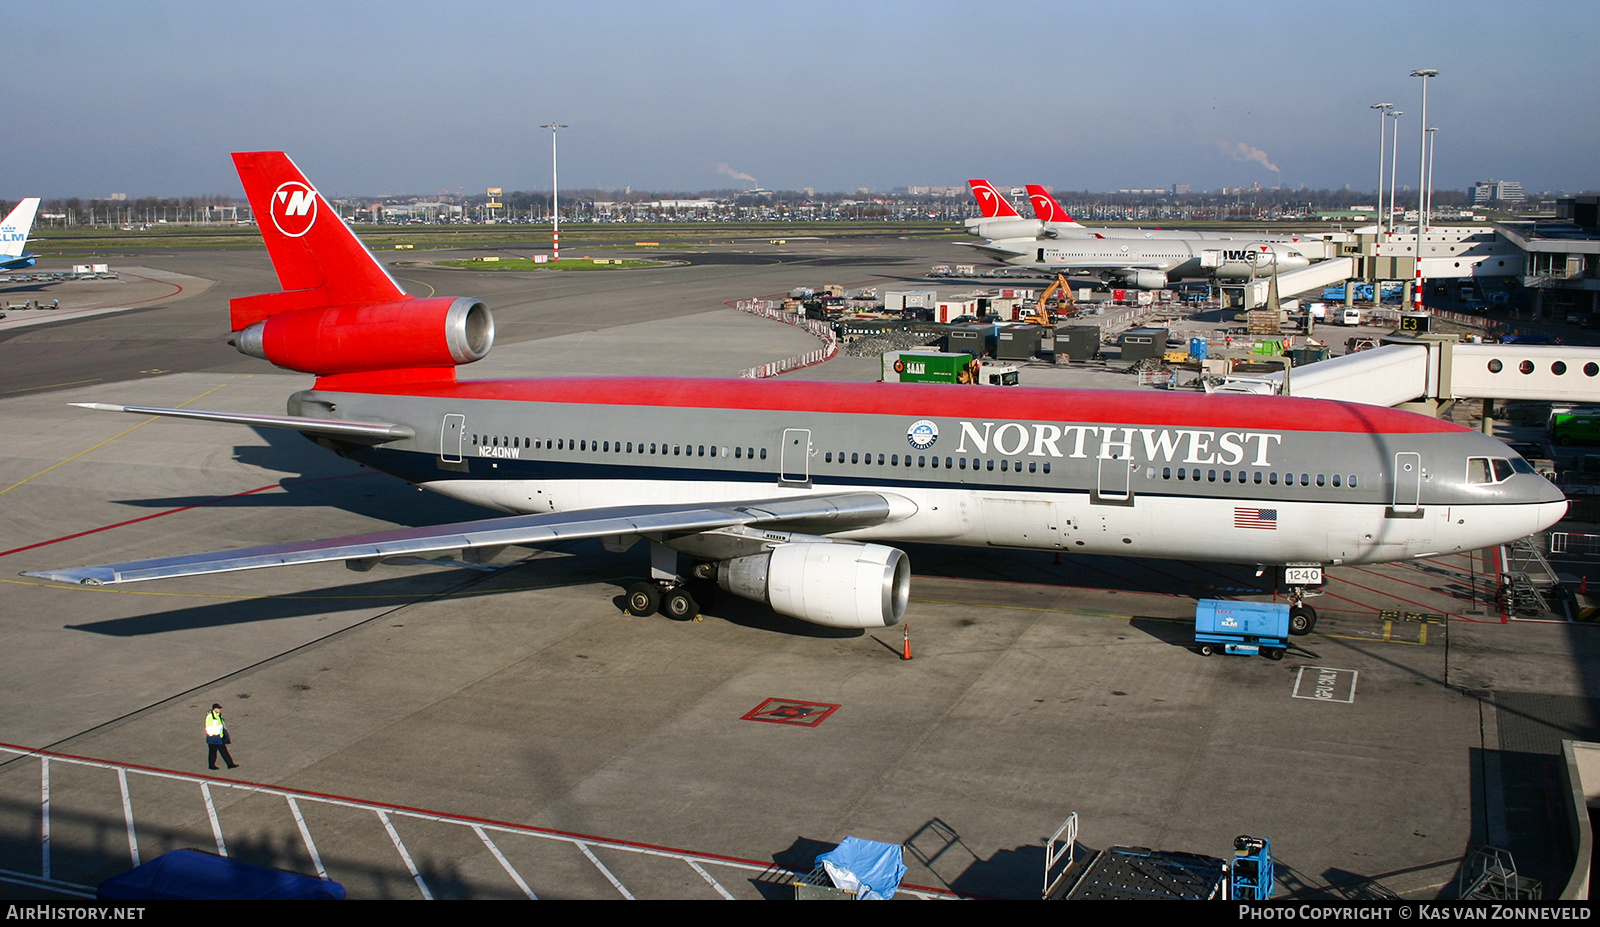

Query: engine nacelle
[717,542,910,629]
[234,296,494,376]
[968,218,1047,241]
[1119,270,1170,290]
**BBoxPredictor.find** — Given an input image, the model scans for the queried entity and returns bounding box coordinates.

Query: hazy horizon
[9,0,1597,200]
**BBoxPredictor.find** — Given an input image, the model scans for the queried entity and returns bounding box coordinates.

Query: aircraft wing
[21,492,900,586]
[70,403,415,443]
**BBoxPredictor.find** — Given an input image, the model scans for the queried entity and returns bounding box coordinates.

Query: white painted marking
[202,782,227,856]
[688,858,736,899]
[473,824,537,899]
[577,841,635,899]
[287,796,326,879]
[1293,665,1359,703]
[40,756,49,879]
[379,810,433,900]
[118,768,140,866]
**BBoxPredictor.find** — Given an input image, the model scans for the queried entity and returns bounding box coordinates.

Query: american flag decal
[1234,507,1278,530]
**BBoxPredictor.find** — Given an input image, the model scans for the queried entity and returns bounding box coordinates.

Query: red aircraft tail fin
[1025,185,1081,225]
[968,179,1022,218]
[229,151,406,331]
[227,152,493,390]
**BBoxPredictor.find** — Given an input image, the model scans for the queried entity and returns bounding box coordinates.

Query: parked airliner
[25,153,1567,637]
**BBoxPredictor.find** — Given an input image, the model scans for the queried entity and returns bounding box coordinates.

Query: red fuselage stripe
[320,376,1466,436]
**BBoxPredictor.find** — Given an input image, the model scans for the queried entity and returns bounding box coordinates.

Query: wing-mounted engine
[1117,269,1170,290]
[233,296,494,377]
[716,542,910,629]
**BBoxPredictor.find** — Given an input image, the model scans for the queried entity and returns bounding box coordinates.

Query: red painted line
[0,472,372,560]
[106,272,184,308]
[1326,569,1470,620]
[1354,558,1486,604]
[0,738,954,896]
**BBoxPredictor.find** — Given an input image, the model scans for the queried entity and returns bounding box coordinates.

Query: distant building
[1473,179,1525,205]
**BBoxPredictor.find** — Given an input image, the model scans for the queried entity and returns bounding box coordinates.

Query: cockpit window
[1468,457,1519,484]
[1510,458,1536,474]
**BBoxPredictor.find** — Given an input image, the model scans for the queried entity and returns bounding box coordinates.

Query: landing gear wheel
[662,588,699,621]
[625,582,660,616]
[1288,604,1318,636]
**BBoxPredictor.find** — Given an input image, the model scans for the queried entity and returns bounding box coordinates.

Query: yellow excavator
[1024,274,1079,325]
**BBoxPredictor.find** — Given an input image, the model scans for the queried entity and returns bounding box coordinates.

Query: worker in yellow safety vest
[205,704,238,770]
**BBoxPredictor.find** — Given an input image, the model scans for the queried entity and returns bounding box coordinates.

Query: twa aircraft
[27,152,1567,637]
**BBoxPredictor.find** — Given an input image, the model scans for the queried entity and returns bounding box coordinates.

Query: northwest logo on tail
[270,181,318,238]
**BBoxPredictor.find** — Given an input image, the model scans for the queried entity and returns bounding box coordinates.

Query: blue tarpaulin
[97,849,345,901]
[817,837,907,900]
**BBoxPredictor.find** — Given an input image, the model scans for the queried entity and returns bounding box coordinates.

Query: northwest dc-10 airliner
[24,152,1568,636]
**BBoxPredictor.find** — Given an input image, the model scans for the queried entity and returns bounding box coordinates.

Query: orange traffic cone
[902,623,912,661]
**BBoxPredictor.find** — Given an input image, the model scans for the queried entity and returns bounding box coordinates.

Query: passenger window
[1043,462,1051,474]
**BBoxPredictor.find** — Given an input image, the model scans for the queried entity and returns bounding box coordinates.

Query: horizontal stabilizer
[69,403,414,442]
[22,493,901,586]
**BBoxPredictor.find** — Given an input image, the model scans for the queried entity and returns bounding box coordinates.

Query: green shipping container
[882,351,972,384]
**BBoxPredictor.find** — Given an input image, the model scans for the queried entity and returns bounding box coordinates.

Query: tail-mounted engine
[233,296,494,377]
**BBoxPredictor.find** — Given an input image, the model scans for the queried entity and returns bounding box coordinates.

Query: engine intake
[717,542,910,629]
[234,296,493,376]
[1120,270,1169,290]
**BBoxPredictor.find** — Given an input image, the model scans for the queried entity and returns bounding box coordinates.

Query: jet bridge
[1237,256,1356,307]
[1215,338,1600,413]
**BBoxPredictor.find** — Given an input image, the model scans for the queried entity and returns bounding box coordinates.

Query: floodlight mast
[1371,103,1393,238]
[1410,69,1437,314]
[542,123,567,261]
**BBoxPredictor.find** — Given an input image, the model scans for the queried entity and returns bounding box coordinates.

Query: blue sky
[8,0,1597,199]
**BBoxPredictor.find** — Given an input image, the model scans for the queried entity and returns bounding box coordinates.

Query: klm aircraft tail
[0,198,41,265]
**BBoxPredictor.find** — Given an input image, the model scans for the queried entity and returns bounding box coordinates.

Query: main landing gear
[624,548,717,621]
[624,579,712,621]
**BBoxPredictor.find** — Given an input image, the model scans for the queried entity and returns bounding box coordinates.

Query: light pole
[1387,110,1404,239]
[1410,69,1437,314]
[1371,103,1393,238]
[541,123,567,261]
[1425,126,1438,227]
